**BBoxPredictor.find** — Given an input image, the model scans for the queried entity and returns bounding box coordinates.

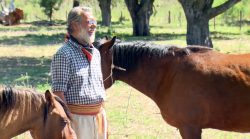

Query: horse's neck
[0,91,45,136]
[114,56,173,100]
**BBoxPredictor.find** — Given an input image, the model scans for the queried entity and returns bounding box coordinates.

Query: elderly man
[51,6,107,139]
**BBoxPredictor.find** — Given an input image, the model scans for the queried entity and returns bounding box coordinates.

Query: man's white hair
[67,6,92,34]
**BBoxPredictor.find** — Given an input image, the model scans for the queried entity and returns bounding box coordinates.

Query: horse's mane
[113,41,212,70]
[0,86,72,123]
[0,86,43,113]
[0,87,16,112]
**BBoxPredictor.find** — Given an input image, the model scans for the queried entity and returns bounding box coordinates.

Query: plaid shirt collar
[68,35,94,62]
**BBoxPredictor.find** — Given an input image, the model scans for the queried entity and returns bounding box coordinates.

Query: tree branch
[208,0,241,19]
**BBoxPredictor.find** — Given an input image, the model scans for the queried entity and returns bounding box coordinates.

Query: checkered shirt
[51,39,105,104]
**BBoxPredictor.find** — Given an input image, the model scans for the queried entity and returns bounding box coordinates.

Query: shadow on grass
[0,24,66,32]
[0,24,242,47]
[0,57,51,87]
[0,26,41,32]
[0,33,65,46]
[226,20,250,26]
[211,31,240,40]
[97,29,238,42]
[29,20,66,26]
[96,32,186,42]
[0,30,185,47]
[211,31,240,36]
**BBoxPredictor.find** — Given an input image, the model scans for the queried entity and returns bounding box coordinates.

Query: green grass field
[1,0,250,138]
[1,22,250,139]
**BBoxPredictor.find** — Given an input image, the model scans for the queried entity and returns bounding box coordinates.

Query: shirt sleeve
[51,53,70,92]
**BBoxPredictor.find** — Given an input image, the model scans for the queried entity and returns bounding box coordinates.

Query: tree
[73,0,80,7]
[178,0,241,47]
[98,0,111,26]
[125,0,154,36]
[40,0,63,22]
[0,0,7,11]
[219,0,250,25]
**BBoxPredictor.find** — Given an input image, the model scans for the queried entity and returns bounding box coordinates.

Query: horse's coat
[0,87,77,139]
[96,37,250,139]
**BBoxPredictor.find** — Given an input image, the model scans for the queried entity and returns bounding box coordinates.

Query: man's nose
[90,23,96,30]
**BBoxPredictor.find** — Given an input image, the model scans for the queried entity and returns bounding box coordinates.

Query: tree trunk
[178,0,241,48]
[132,12,151,36]
[73,0,79,7]
[98,0,111,26]
[186,14,213,47]
[125,0,154,36]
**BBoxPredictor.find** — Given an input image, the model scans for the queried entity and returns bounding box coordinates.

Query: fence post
[66,11,68,20]
[168,11,171,24]
[239,10,242,31]
[178,12,182,27]
[214,17,216,30]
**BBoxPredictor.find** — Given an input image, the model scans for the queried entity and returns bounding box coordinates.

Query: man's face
[78,12,97,44]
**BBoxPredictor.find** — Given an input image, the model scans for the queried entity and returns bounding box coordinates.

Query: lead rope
[103,52,114,83]
[103,51,126,83]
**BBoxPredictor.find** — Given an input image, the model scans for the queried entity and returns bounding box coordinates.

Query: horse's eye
[60,118,68,126]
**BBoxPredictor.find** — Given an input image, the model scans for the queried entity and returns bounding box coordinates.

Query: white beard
[78,27,95,45]
[89,32,95,44]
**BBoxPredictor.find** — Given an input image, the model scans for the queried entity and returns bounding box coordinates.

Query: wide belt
[67,102,103,115]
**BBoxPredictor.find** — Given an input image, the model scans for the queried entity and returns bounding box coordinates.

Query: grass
[1,0,249,138]
[1,6,250,138]
[0,57,51,87]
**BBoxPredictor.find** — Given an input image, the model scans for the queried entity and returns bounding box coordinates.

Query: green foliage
[79,0,99,7]
[1,9,250,138]
[213,0,250,25]
[39,0,63,22]
[111,0,124,7]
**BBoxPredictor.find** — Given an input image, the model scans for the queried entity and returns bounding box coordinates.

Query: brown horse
[0,87,77,139]
[96,37,250,139]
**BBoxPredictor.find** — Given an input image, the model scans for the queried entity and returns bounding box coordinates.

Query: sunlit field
[1,23,250,139]
[1,0,250,138]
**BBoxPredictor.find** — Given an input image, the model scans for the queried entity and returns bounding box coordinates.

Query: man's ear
[71,21,79,32]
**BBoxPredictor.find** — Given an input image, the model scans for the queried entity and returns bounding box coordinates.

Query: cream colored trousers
[71,109,107,139]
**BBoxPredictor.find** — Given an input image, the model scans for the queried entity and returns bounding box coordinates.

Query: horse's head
[39,90,77,139]
[94,36,117,89]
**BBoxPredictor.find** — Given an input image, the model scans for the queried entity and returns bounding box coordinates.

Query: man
[51,6,107,139]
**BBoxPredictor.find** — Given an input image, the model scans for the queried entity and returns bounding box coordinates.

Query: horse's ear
[99,36,116,51]
[111,36,116,44]
[104,35,109,40]
[45,90,53,102]
[107,36,116,50]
